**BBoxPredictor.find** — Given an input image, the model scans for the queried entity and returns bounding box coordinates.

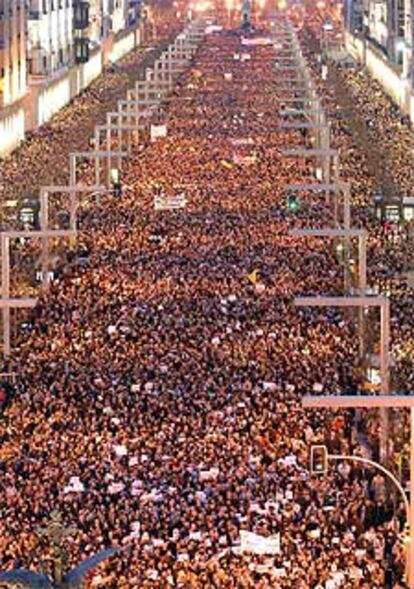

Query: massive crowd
[300,15,414,477]
[1,7,414,589]
[0,10,182,207]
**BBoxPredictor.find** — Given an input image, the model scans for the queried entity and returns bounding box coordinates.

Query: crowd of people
[300,15,414,480]
[1,6,414,589]
[0,11,182,207]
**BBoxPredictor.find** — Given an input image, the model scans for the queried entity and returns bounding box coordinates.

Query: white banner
[205,25,223,34]
[242,37,273,46]
[233,154,257,166]
[154,193,187,211]
[151,124,168,141]
[231,138,254,146]
[240,531,280,555]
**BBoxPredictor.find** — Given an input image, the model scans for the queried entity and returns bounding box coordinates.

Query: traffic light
[310,445,328,474]
[287,193,300,213]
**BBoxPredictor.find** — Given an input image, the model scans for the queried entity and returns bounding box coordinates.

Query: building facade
[0,0,145,157]
[0,0,27,107]
[344,0,414,123]
[27,0,74,76]
[0,0,27,154]
[345,0,413,68]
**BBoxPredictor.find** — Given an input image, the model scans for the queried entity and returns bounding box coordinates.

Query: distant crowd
[0,8,413,589]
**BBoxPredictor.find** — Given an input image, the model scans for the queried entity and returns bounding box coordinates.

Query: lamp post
[294,296,391,464]
[282,148,339,186]
[280,121,330,150]
[0,230,76,357]
[305,396,414,589]
[290,229,367,295]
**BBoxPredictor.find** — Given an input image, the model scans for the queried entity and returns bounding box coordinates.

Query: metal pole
[334,184,339,226]
[69,155,77,231]
[1,236,10,357]
[410,407,414,588]
[40,191,51,287]
[329,454,409,521]
[333,154,340,185]
[94,127,100,185]
[380,298,391,463]
[322,153,330,185]
[358,233,367,357]
[359,234,367,293]
[344,184,351,230]
[106,115,112,187]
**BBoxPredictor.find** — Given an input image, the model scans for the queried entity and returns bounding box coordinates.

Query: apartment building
[27,0,74,76]
[0,0,144,156]
[345,0,411,65]
[0,0,27,154]
[0,0,27,107]
[344,0,414,124]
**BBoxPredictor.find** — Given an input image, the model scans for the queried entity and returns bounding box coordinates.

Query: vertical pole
[409,406,414,589]
[94,127,100,186]
[334,184,339,227]
[2,236,10,358]
[322,153,330,186]
[358,233,367,359]
[117,111,123,154]
[125,103,132,152]
[333,154,340,185]
[359,233,367,293]
[40,191,49,231]
[40,191,50,289]
[380,298,391,463]
[343,184,351,230]
[168,49,173,90]
[69,155,77,232]
[106,114,112,187]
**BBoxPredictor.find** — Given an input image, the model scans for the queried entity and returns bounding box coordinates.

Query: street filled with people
[0,12,182,208]
[1,6,414,589]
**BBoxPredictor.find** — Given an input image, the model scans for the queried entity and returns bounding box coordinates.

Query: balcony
[73,1,89,29]
[74,37,89,63]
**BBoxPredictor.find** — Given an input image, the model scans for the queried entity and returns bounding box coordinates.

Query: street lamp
[294,295,391,462]
[305,397,414,589]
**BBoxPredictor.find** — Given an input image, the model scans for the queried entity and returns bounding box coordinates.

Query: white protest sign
[242,37,273,46]
[205,25,223,33]
[64,476,85,494]
[154,193,187,211]
[233,154,257,166]
[240,531,281,555]
[151,124,168,142]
